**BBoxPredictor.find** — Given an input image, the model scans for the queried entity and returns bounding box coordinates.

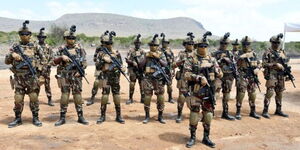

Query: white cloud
[46,1,106,19]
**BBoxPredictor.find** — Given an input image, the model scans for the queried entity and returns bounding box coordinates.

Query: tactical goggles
[19,32,31,36]
[220,42,229,45]
[149,43,159,46]
[66,36,76,40]
[242,42,251,45]
[272,42,280,44]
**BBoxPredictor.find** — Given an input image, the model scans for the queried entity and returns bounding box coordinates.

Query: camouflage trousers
[236,76,257,108]
[38,68,52,99]
[58,71,84,112]
[143,75,165,111]
[186,95,214,129]
[129,71,144,99]
[13,73,40,114]
[264,75,285,107]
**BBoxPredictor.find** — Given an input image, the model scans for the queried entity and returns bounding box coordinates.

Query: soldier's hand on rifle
[196,75,208,86]
[254,68,259,75]
[103,55,112,63]
[121,66,126,72]
[74,72,81,77]
[12,52,22,61]
[274,63,284,70]
[62,55,71,62]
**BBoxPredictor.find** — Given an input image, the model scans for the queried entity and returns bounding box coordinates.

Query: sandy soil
[0,60,299,150]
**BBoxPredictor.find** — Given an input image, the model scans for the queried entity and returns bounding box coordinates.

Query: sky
[0,0,299,41]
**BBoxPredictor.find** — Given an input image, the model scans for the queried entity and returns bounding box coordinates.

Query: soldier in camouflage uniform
[212,32,236,120]
[173,32,195,123]
[125,34,145,104]
[235,36,261,120]
[139,34,168,124]
[86,31,108,106]
[53,25,89,126]
[96,31,125,124]
[261,33,293,118]
[5,20,43,128]
[36,27,54,106]
[232,39,240,60]
[160,33,175,103]
[185,32,222,148]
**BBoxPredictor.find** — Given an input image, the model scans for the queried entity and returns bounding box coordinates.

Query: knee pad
[28,92,38,102]
[73,94,83,105]
[203,112,213,125]
[101,94,109,105]
[189,111,200,126]
[60,92,70,105]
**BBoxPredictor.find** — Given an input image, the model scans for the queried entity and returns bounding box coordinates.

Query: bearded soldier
[36,27,54,106]
[173,32,195,123]
[160,33,175,103]
[125,34,145,104]
[185,32,222,148]
[5,20,43,127]
[139,34,169,124]
[87,31,109,106]
[96,31,126,124]
[235,36,261,120]
[261,33,295,118]
[212,32,237,120]
[53,25,89,126]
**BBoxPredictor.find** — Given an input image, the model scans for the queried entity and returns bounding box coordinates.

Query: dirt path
[0,64,299,150]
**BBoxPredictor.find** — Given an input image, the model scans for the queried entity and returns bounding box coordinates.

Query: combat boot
[86,95,95,106]
[202,126,216,148]
[32,111,42,127]
[143,106,150,124]
[221,103,235,120]
[262,105,270,119]
[47,96,54,106]
[186,125,197,148]
[115,105,125,124]
[76,105,89,125]
[176,105,183,123]
[274,104,289,117]
[235,106,242,120]
[55,111,66,126]
[249,106,260,119]
[158,111,166,124]
[126,98,134,105]
[97,104,107,124]
[8,111,22,128]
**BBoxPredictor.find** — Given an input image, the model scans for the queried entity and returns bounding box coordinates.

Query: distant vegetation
[1,25,299,57]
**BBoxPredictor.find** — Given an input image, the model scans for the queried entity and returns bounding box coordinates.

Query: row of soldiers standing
[5,20,295,149]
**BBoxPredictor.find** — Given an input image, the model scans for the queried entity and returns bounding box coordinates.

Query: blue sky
[0,0,299,41]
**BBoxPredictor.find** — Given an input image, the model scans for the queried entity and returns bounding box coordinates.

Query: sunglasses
[66,37,76,40]
[104,42,113,45]
[272,42,280,44]
[220,42,229,45]
[198,45,208,48]
[19,32,31,36]
[242,42,251,45]
[149,44,159,46]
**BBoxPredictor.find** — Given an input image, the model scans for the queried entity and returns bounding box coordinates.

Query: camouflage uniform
[212,33,236,120]
[235,36,260,120]
[53,25,89,126]
[261,34,292,118]
[185,32,221,148]
[125,34,145,104]
[173,33,195,123]
[96,31,125,124]
[5,20,43,128]
[139,34,168,124]
[36,28,54,106]
[160,33,175,103]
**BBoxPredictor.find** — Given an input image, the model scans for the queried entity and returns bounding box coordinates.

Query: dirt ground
[0,59,300,150]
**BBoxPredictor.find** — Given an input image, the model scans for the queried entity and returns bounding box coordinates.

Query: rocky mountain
[0,13,207,39]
